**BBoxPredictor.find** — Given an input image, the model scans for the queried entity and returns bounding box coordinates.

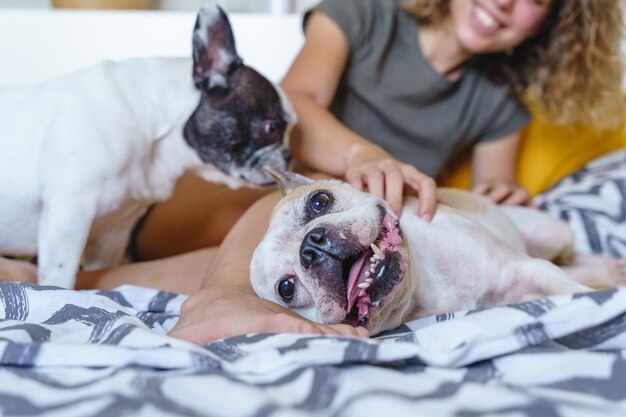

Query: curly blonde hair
[401,0,625,129]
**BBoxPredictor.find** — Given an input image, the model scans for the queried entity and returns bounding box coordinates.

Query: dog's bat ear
[263,166,314,196]
[192,3,243,90]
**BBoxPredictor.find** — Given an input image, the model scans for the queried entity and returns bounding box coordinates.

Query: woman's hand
[345,143,437,221]
[472,180,532,206]
[169,287,369,344]
[471,131,531,206]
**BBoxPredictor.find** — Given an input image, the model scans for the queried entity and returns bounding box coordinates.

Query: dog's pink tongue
[347,253,369,312]
[345,214,401,323]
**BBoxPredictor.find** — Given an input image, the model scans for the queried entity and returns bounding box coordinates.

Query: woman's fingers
[345,159,437,222]
[485,183,513,203]
[345,169,365,191]
[264,313,369,338]
[382,167,404,216]
[401,167,436,221]
[332,324,370,338]
[501,187,530,206]
[472,182,490,195]
[414,175,437,221]
[365,169,385,200]
[473,181,531,206]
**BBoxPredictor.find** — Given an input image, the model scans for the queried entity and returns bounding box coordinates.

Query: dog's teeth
[369,267,376,274]
[365,270,370,277]
[357,282,370,289]
[370,300,380,307]
[369,256,376,263]
[370,243,381,256]
[365,278,373,284]
[373,254,381,260]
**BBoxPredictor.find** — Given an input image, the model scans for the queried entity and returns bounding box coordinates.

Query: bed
[1,9,626,417]
[1,150,624,416]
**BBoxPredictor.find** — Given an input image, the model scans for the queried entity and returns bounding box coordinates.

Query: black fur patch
[368,251,403,303]
[183,66,288,178]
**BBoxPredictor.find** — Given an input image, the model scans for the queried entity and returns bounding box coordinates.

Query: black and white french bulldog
[249,170,626,335]
[0,4,293,288]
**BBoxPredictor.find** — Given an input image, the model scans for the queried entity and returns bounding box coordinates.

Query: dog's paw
[564,252,626,289]
[0,256,38,283]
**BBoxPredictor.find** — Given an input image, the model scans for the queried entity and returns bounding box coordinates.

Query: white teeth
[475,5,497,29]
[365,278,373,284]
[369,267,376,274]
[370,300,380,308]
[373,254,381,260]
[358,282,370,289]
[370,243,381,256]
[370,256,376,263]
[365,270,370,277]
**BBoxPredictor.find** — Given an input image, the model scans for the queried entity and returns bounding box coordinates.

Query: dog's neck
[112,57,199,139]
[111,58,218,200]
[397,197,502,319]
[398,199,458,320]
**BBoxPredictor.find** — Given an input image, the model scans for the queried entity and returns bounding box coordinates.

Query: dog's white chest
[400,198,531,315]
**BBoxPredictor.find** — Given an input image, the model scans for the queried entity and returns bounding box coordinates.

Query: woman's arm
[282,12,436,220]
[471,131,531,206]
[168,191,368,344]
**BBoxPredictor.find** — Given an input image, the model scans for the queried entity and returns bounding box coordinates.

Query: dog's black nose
[300,227,326,269]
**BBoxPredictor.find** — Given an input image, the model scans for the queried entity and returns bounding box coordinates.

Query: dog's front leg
[37,198,97,288]
[83,214,142,271]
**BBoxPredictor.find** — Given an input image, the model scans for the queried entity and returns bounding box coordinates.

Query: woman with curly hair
[2,0,624,343]
[281,0,624,209]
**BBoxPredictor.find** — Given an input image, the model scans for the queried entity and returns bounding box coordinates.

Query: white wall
[156,0,273,13]
[0,0,318,12]
[0,9,304,88]
[0,0,50,6]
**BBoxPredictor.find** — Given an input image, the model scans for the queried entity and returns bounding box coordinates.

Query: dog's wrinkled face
[184,4,292,187]
[251,172,409,334]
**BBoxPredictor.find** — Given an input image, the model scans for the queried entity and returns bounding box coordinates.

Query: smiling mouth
[472,2,501,34]
[342,212,405,327]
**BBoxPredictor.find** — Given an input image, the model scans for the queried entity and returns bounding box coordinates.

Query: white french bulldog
[251,170,604,335]
[0,4,292,288]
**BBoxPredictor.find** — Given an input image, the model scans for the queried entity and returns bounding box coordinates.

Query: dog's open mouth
[343,212,404,327]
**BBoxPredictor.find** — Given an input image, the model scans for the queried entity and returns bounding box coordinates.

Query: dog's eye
[309,192,331,214]
[262,120,282,141]
[277,277,295,301]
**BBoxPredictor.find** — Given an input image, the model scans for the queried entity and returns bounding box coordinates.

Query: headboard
[0,9,304,88]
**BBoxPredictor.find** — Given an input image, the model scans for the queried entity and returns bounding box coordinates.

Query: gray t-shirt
[307,0,531,177]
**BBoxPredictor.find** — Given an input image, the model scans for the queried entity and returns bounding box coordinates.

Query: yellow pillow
[443,117,626,196]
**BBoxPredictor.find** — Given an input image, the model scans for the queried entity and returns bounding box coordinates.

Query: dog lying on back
[0,4,292,288]
[250,170,625,335]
